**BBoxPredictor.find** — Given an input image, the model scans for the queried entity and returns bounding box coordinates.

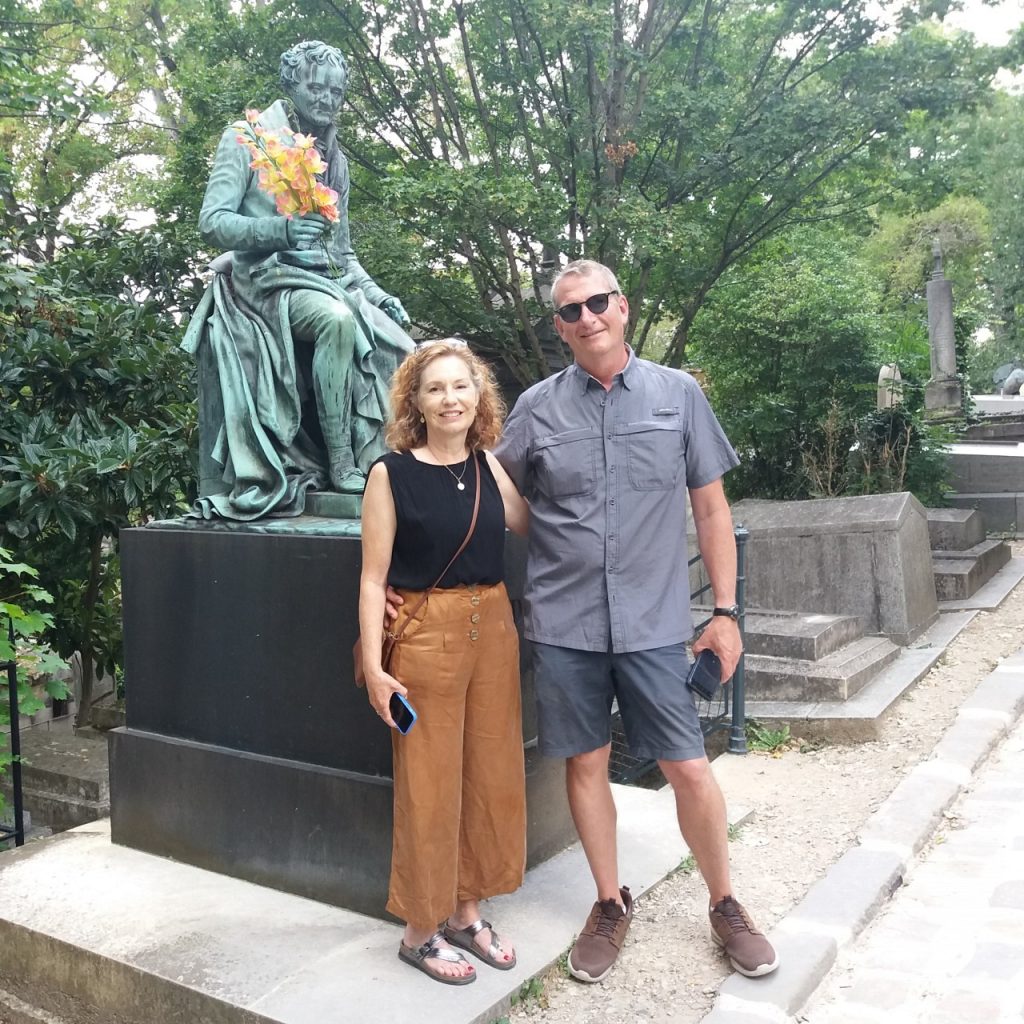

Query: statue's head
[280,41,348,130]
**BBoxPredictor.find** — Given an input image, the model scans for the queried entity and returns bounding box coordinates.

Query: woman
[359,340,529,985]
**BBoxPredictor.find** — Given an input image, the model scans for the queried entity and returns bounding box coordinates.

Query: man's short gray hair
[551,259,621,308]
[280,40,348,91]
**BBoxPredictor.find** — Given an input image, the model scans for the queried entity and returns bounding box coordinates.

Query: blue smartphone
[389,692,418,734]
[686,649,723,702]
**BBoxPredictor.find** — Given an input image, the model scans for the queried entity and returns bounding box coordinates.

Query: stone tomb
[108,521,573,919]
[730,492,938,645]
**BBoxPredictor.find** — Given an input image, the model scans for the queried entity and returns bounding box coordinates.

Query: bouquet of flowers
[232,108,340,223]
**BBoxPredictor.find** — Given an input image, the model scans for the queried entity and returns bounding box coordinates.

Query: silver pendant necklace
[427,446,470,490]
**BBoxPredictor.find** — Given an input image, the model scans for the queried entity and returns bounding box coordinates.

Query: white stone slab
[0,788,750,1024]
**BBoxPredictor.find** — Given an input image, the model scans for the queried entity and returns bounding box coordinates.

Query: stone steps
[925,506,1013,601]
[744,635,900,702]
[743,612,864,661]
[932,538,1012,601]
[0,721,110,834]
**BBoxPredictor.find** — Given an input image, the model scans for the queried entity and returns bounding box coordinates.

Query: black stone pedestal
[109,523,573,917]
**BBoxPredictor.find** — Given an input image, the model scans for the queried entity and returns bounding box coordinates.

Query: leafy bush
[689,228,881,500]
[1,548,68,816]
[0,219,199,726]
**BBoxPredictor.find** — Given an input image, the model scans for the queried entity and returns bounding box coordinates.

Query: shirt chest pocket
[533,427,598,499]
[617,421,684,491]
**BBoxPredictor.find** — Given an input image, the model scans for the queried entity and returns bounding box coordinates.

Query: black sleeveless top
[377,451,506,589]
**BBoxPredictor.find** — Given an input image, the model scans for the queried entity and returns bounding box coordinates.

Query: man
[183,40,413,519]
[493,259,778,982]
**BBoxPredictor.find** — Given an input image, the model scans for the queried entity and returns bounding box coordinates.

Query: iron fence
[1,617,24,848]
[609,525,749,784]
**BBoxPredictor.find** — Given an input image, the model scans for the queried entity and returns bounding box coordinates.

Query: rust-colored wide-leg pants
[386,582,527,930]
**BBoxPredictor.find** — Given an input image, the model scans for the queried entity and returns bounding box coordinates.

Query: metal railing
[609,525,749,783]
[1,617,24,848]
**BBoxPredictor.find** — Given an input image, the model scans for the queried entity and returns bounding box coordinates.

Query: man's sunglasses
[554,290,619,323]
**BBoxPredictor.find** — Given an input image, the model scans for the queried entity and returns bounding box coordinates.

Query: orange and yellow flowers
[232,109,339,222]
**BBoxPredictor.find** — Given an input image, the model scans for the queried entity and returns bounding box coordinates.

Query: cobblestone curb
[699,650,1024,1024]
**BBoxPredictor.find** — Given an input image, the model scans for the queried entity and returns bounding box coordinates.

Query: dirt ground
[506,547,1024,1024]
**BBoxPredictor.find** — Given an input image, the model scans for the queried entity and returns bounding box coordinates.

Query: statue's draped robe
[181,100,414,520]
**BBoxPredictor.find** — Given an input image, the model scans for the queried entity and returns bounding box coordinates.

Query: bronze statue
[182,41,414,519]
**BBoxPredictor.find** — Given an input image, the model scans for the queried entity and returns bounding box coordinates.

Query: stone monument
[924,238,963,420]
[107,42,575,917]
[877,362,903,409]
[181,40,414,522]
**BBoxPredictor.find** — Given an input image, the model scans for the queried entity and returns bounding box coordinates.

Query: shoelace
[715,898,755,934]
[594,899,624,938]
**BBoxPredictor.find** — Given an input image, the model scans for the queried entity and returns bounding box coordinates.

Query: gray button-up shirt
[494,353,739,653]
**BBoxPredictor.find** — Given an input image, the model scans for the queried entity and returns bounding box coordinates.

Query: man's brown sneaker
[709,896,779,977]
[568,886,633,982]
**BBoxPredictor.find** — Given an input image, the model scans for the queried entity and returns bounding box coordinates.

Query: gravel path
[506,545,1024,1024]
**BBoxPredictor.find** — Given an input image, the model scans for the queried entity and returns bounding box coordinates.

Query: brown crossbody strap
[385,451,482,647]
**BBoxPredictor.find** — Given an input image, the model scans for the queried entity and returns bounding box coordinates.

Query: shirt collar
[569,346,637,393]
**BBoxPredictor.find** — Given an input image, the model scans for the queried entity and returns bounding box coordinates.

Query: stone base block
[109,729,573,918]
[731,493,938,645]
[945,491,1024,536]
[925,507,986,551]
[948,441,1024,493]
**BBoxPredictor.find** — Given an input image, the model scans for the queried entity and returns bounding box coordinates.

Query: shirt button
[470,596,481,606]
[607,433,612,439]
[469,629,479,641]
[470,613,480,623]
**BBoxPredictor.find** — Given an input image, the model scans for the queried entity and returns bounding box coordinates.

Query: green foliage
[1,547,68,815]
[0,0,191,258]
[510,976,546,1009]
[0,218,199,725]
[689,227,881,500]
[865,196,991,310]
[745,720,791,754]
[160,0,1006,384]
[847,407,951,507]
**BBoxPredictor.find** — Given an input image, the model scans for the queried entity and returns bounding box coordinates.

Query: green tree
[0,0,185,259]
[163,0,1008,385]
[688,226,881,499]
[0,218,199,727]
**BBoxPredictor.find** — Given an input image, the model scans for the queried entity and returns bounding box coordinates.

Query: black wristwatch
[712,604,741,621]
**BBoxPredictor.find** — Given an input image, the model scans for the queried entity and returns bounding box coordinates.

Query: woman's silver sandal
[443,918,517,970]
[398,931,477,985]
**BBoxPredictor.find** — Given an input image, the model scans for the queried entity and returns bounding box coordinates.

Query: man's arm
[198,129,292,253]
[689,478,742,682]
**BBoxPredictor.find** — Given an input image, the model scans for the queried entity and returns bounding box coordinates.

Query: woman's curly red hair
[385,340,506,452]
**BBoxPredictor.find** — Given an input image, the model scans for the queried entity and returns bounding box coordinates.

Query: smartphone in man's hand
[686,649,723,702]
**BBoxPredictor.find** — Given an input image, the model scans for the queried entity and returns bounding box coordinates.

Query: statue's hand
[286,212,332,249]
[380,295,410,326]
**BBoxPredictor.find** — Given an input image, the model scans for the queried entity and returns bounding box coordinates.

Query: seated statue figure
[182,40,414,520]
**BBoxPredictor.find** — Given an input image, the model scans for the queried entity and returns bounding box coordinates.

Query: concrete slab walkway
[701,648,1024,1024]
[800,713,1024,1023]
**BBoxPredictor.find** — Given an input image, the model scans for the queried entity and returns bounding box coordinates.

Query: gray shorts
[529,641,707,762]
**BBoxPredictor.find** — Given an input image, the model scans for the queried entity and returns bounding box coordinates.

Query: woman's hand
[366,670,408,729]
